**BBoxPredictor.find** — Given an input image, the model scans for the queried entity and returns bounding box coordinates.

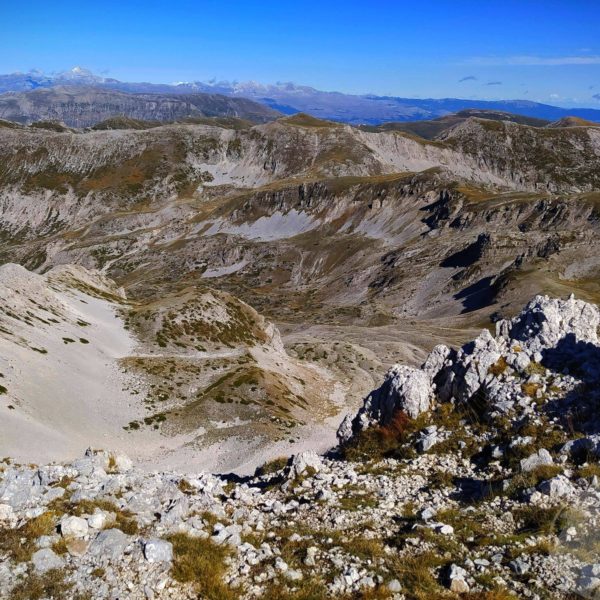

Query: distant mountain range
[2,67,600,125]
[0,86,279,128]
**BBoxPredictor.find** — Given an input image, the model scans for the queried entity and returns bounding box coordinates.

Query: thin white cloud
[465,55,600,66]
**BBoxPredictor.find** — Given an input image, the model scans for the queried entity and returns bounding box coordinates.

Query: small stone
[538,475,574,498]
[144,539,173,563]
[417,430,438,453]
[509,558,530,575]
[447,564,469,593]
[284,569,303,581]
[87,510,109,529]
[437,524,454,535]
[66,538,89,557]
[520,449,553,472]
[288,451,322,479]
[388,579,402,592]
[31,548,64,573]
[88,528,130,560]
[420,507,436,521]
[275,557,288,572]
[36,535,54,549]
[60,515,88,538]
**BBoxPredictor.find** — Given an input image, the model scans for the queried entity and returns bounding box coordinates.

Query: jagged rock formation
[340,294,600,442]
[497,294,600,354]
[337,366,432,444]
[1,295,600,599]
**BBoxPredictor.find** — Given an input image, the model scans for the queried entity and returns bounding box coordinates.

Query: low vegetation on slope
[1,296,599,599]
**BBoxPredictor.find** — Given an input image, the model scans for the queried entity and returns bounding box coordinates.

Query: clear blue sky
[3,0,600,107]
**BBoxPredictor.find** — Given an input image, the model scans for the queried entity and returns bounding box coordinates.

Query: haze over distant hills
[3,66,600,125]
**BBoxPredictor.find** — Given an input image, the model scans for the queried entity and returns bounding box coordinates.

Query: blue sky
[2,0,600,107]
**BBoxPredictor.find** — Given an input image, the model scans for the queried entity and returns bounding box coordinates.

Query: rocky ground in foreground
[1,295,600,600]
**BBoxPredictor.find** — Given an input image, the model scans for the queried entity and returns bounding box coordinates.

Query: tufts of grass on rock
[0,510,57,562]
[10,569,73,600]
[167,533,234,600]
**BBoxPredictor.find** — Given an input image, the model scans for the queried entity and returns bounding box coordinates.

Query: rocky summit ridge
[1,294,600,599]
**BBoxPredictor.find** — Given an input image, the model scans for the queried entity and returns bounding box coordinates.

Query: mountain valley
[1,107,600,598]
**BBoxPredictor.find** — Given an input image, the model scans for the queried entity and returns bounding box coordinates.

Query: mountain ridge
[2,68,600,125]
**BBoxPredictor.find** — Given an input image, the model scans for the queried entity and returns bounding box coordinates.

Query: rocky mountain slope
[1,113,600,481]
[0,262,345,474]
[1,296,599,599]
[2,114,600,311]
[0,86,280,127]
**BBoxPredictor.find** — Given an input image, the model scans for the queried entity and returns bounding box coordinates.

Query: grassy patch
[260,578,391,599]
[428,468,456,490]
[513,504,583,536]
[387,552,450,600]
[338,492,379,512]
[177,478,196,495]
[10,569,73,600]
[255,456,289,477]
[463,591,518,600]
[488,356,508,376]
[167,533,234,600]
[521,382,540,398]
[577,463,600,479]
[502,464,563,497]
[498,417,567,470]
[0,511,57,562]
[259,579,332,600]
